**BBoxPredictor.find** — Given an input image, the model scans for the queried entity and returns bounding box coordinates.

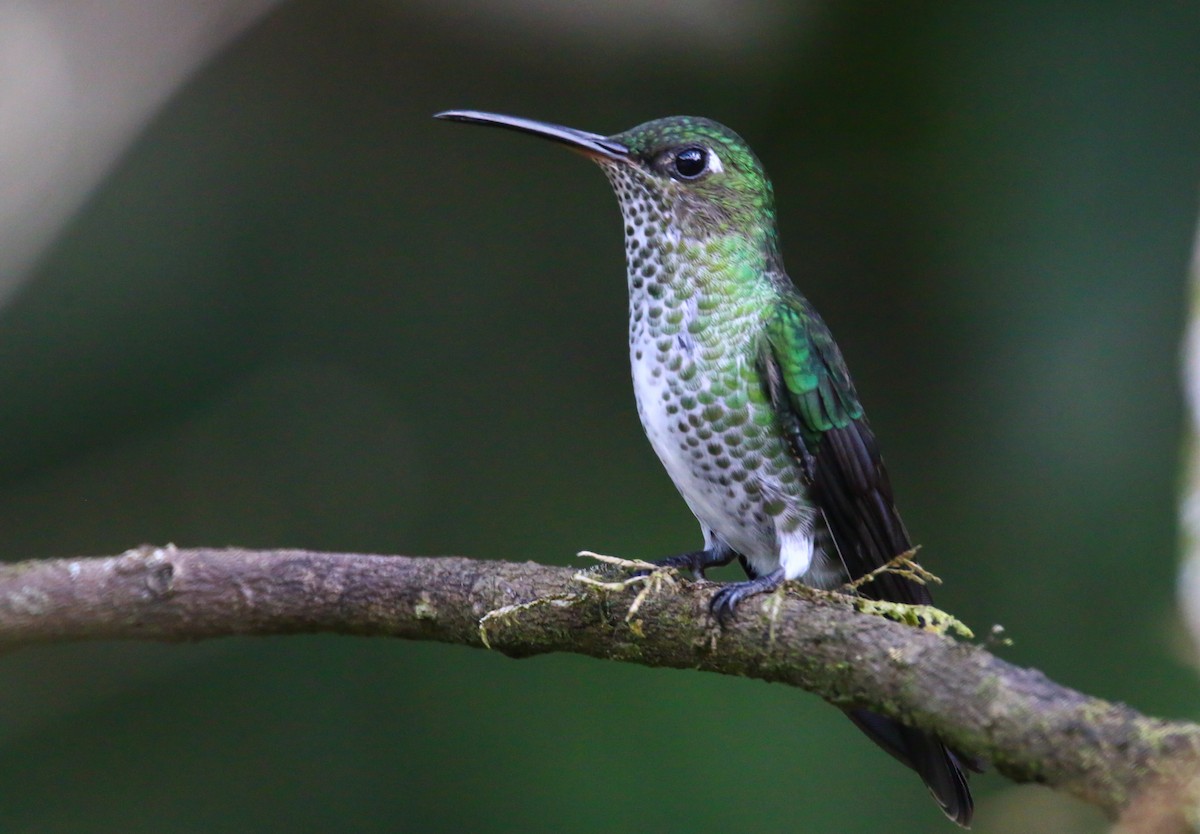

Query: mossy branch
[1,545,1197,826]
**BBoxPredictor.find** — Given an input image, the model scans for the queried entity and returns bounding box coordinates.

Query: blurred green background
[2,2,1198,832]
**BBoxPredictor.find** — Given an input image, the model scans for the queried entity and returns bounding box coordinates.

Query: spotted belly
[630,339,821,581]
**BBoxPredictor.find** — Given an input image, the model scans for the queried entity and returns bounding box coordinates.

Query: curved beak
[434,110,629,161]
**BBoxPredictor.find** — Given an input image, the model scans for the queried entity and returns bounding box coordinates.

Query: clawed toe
[707,568,786,625]
[709,585,742,624]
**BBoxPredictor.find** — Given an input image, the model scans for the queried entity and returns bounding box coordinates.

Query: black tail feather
[848,709,974,827]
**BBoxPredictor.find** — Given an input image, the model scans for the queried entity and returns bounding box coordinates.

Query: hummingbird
[435,110,974,826]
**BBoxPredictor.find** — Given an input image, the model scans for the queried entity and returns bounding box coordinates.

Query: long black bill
[434,110,629,160]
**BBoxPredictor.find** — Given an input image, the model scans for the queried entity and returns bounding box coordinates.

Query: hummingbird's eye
[673,147,708,179]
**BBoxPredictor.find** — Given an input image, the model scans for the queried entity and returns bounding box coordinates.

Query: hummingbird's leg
[650,546,736,580]
[709,568,787,624]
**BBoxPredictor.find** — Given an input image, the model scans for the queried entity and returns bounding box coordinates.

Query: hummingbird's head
[435,111,779,253]
[605,116,776,242]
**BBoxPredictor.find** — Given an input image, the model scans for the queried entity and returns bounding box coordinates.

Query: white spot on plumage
[777,526,814,580]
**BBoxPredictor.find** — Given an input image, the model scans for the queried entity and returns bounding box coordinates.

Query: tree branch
[1,546,1197,823]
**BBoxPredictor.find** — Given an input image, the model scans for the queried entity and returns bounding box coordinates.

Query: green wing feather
[765,302,863,448]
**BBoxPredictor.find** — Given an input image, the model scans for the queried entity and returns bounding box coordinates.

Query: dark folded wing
[761,299,928,604]
[761,297,973,826]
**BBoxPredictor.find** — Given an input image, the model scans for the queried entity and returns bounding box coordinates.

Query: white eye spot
[707,151,724,174]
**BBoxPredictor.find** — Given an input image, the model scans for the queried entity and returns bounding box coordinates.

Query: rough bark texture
[1,545,1198,824]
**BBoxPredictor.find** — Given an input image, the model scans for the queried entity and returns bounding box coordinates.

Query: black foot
[649,547,735,580]
[710,568,786,624]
